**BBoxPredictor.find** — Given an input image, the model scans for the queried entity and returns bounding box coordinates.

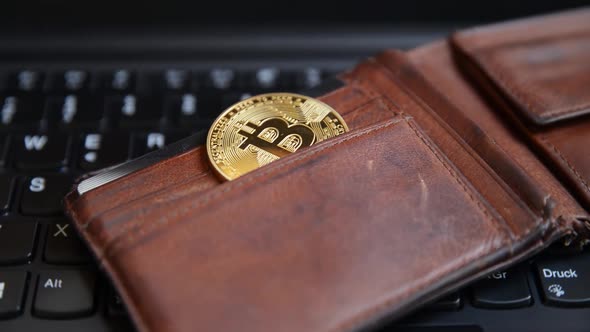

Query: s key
[20,175,72,216]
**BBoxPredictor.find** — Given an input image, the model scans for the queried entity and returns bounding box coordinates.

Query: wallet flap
[452,7,590,126]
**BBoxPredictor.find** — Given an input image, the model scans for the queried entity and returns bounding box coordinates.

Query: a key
[131,132,188,158]
[162,69,191,91]
[0,175,13,210]
[471,268,531,308]
[245,67,288,90]
[105,94,162,128]
[535,251,590,307]
[7,70,44,92]
[20,175,72,216]
[163,93,202,128]
[105,69,135,92]
[0,271,28,318]
[0,220,37,264]
[44,223,91,264]
[0,136,7,167]
[43,95,103,129]
[78,133,130,171]
[428,292,461,311]
[203,68,236,90]
[49,70,91,92]
[13,134,70,170]
[295,67,323,89]
[0,95,43,129]
[0,169,12,208]
[34,270,96,318]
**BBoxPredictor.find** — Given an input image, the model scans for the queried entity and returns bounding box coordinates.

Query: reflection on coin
[206,93,349,180]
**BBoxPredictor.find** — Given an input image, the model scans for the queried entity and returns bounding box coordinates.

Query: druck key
[535,251,590,307]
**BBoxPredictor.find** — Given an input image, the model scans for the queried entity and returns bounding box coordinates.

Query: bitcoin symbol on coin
[237,118,315,158]
[206,93,349,180]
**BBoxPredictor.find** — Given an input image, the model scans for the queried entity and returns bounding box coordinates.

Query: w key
[14,134,70,170]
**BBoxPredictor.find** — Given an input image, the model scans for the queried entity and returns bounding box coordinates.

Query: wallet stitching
[541,135,590,194]
[474,48,590,122]
[104,118,404,255]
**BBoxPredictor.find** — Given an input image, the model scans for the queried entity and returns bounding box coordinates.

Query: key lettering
[147,133,165,149]
[29,177,46,192]
[24,135,48,151]
[43,278,63,289]
[84,134,101,150]
[542,268,578,279]
[1,97,17,124]
[62,95,77,123]
[122,95,136,116]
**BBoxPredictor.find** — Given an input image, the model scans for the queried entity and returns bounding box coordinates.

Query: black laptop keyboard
[0,67,589,332]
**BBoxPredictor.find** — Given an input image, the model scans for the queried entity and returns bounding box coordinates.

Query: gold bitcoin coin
[206,93,349,180]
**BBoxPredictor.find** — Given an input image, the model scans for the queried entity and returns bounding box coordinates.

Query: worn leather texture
[451,8,590,215]
[64,7,590,332]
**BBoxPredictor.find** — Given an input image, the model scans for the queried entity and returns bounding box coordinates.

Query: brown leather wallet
[64,8,590,332]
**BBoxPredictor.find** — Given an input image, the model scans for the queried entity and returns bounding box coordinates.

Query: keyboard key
[162,69,191,90]
[7,70,44,92]
[78,133,130,171]
[0,220,37,264]
[203,68,236,90]
[535,252,590,307]
[44,222,91,264]
[34,270,96,318]
[0,271,28,318]
[131,132,188,157]
[0,175,14,211]
[43,95,103,129]
[245,67,286,90]
[105,94,162,128]
[471,269,531,308]
[0,138,9,170]
[164,93,214,131]
[1,95,43,129]
[13,134,70,170]
[105,69,135,92]
[20,175,72,216]
[428,292,461,311]
[49,70,91,92]
[295,67,323,89]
